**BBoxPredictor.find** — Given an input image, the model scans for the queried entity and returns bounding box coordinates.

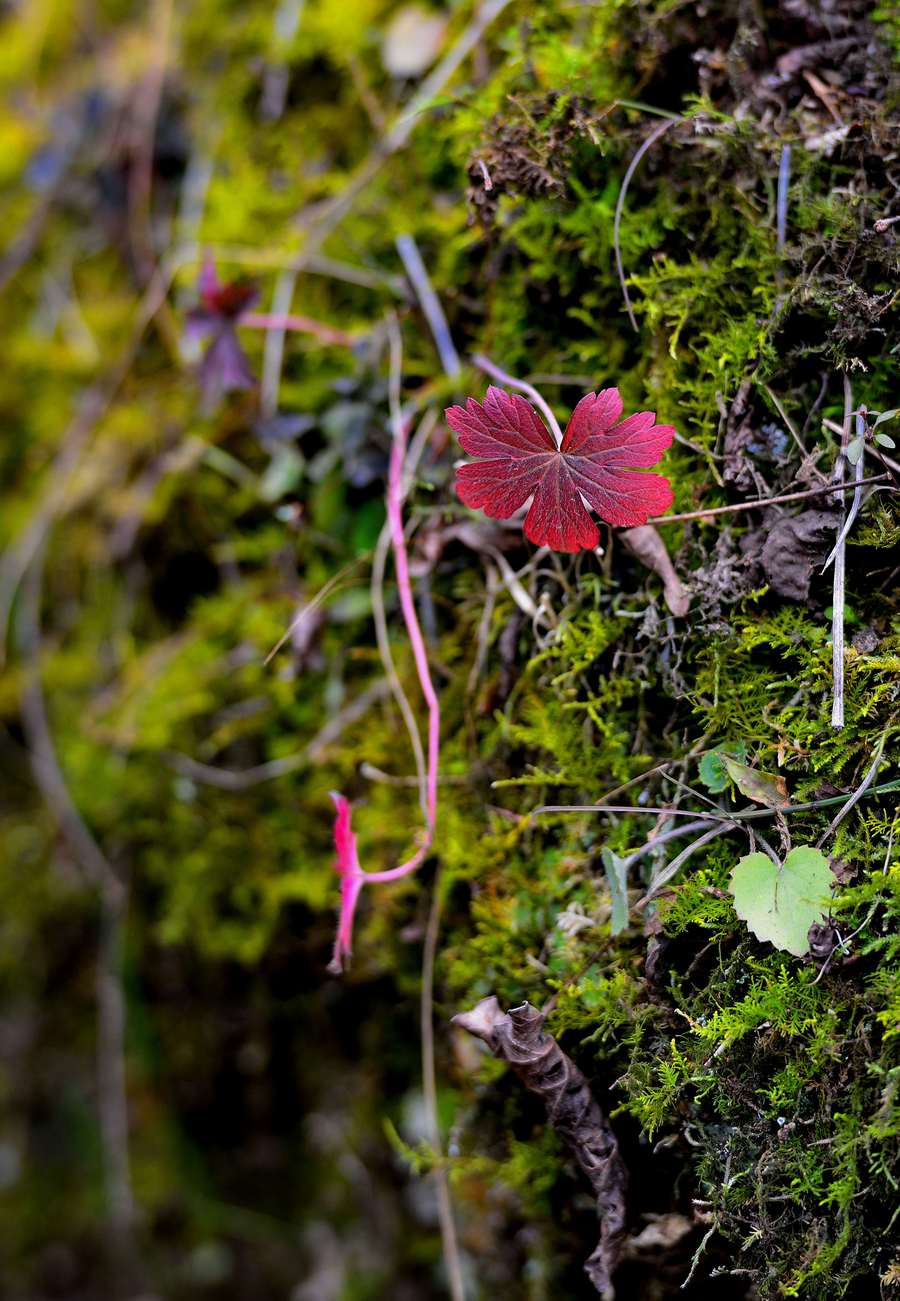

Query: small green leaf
[699,742,748,793]
[730,846,832,956]
[845,436,865,466]
[601,847,629,936]
[722,757,790,808]
[875,432,896,449]
[258,445,305,502]
[873,408,898,428]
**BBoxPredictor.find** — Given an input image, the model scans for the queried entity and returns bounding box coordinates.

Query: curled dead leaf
[452,996,627,1296]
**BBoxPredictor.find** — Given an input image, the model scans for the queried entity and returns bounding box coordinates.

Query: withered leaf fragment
[452,996,627,1297]
[620,524,689,616]
[722,756,790,809]
[759,510,837,601]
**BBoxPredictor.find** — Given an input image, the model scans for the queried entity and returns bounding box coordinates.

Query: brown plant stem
[649,473,890,526]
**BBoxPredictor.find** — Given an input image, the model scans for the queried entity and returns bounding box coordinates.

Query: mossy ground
[0,1,898,1298]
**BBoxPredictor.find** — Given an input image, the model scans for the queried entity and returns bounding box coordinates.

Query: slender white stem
[613,117,680,331]
[830,379,852,729]
[822,409,867,570]
[471,353,564,446]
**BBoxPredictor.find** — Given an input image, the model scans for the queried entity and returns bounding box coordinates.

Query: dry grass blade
[260,0,514,414]
[816,735,887,848]
[830,378,852,729]
[396,234,461,378]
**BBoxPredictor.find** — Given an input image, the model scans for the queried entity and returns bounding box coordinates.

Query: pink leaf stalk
[186,253,355,408]
[241,312,356,349]
[328,387,440,973]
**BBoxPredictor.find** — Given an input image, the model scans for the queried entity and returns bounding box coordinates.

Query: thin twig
[537,804,735,822]
[421,870,466,1301]
[164,681,393,790]
[260,0,514,415]
[177,242,406,293]
[395,235,461,378]
[635,823,733,908]
[534,780,899,825]
[622,817,717,868]
[649,473,890,527]
[19,559,126,894]
[471,353,565,445]
[360,763,469,787]
[613,117,681,330]
[264,558,366,665]
[762,384,820,468]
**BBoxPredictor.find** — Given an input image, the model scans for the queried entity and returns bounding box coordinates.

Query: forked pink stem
[328,323,440,972]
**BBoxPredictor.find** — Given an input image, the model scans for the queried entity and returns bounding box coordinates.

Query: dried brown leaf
[759,509,836,601]
[452,996,627,1296]
[620,524,689,616]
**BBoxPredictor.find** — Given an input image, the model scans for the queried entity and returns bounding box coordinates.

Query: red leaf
[446,386,675,552]
[198,251,258,318]
[328,793,365,974]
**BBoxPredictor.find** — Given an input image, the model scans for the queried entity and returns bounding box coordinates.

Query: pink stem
[241,312,356,348]
[327,321,440,968]
[363,408,439,881]
[363,322,439,880]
